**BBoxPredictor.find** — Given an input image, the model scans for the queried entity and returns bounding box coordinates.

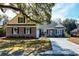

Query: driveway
[49,38,79,55]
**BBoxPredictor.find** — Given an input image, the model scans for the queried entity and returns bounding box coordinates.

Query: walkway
[49,38,79,55]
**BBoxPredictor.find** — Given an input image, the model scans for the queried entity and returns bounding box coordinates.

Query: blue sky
[52,3,79,22]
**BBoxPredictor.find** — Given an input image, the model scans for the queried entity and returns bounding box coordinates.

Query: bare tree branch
[0,4,42,23]
[0,3,55,24]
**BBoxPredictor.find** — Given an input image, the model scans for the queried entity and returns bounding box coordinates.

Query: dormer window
[18,16,25,23]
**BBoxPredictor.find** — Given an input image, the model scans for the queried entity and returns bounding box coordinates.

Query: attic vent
[18,16,25,23]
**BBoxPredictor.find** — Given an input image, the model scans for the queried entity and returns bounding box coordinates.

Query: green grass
[0,37,51,54]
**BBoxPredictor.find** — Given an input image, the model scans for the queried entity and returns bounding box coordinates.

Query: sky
[0,9,16,25]
[2,3,79,20]
[52,3,79,22]
[1,3,79,25]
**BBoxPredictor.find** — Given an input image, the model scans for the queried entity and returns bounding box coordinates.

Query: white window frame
[13,27,18,35]
[49,30,53,36]
[25,27,31,35]
[57,29,62,35]
[18,16,25,23]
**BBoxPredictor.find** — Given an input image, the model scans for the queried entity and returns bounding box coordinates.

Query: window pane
[18,16,25,23]
[13,27,19,34]
[26,27,30,34]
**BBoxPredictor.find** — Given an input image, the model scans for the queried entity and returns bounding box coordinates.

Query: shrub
[76,34,79,37]
[0,28,5,37]
[64,31,70,38]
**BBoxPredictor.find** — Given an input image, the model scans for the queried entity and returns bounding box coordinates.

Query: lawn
[69,37,79,45]
[0,37,51,56]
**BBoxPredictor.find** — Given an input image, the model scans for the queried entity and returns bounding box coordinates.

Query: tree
[0,3,55,24]
[0,15,3,21]
[62,19,77,34]
[3,15,9,25]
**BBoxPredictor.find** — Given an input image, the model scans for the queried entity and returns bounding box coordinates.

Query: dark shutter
[12,27,13,34]
[39,29,41,37]
[17,27,19,34]
[24,27,26,34]
[18,17,19,23]
[30,27,31,34]
[24,16,25,23]
[47,30,48,34]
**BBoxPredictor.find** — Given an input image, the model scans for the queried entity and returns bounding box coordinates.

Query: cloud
[5,9,16,20]
[0,9,16,20]
[51,3,76,21]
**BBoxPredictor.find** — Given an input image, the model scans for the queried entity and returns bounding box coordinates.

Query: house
[37,21,65,37]
[47,24,65,37]
[4,13,65,38]
[4,14,37,38]
[70,23,79,37]
[70,28,79,37]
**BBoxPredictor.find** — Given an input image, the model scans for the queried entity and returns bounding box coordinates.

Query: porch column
[36,29,40,38]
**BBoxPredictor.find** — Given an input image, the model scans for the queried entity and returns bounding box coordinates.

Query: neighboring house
[4,14,37,38]
[37,22,65,37]
[70,28,79,36]
[70,23,79,36]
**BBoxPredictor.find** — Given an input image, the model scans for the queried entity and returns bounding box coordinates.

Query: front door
[56,29,62,36]
[47,29,53,37]
[36,29,39,38]
[39,29,43,37]
[49,30,53,36]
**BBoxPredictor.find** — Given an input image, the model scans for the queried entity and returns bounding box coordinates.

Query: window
[25,27,31,34]
[18,16,25,23]
[13,27,19,35]
[57,29,62,35]
[49,30,53,36]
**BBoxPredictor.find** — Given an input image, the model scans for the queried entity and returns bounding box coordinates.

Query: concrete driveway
[49,38,79,54]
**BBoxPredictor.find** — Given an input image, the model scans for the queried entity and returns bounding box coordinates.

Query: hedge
[0,28,6,37]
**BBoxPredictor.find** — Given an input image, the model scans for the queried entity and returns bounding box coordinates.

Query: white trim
[56,29,63,36]
[13,27,18,35]
[36,29,39,38]
[7,26,36,27]
[25,27,30,35]
[49,30,53,36]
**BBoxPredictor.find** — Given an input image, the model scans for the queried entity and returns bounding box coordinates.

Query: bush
[76,34,79,37]
[0,28,5,37]
[64,31,70,38]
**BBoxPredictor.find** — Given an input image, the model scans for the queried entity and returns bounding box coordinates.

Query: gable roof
[37,21,57,29]
[37,21,65,29]
[3,13,37,29]
[7,13,36,25]
[55,24,65,28]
